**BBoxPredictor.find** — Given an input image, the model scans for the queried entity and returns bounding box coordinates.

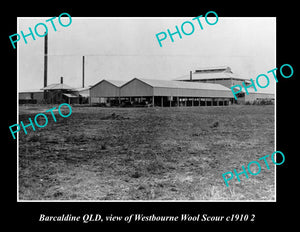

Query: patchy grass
[18,105,275,200]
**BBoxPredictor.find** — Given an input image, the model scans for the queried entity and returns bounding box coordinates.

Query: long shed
[120,78,234,106]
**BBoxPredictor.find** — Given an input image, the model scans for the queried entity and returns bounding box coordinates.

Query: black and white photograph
[16,16,277,201]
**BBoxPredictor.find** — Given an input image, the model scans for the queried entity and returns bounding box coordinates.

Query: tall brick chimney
[82,56,85,88]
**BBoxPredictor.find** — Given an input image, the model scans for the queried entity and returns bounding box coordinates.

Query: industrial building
[175,66,275,104]
[19,64,274,106]
[19,85,90,105]
[41,77,79,104]
[231,86,275,104]
[175,66,251,88]
[88,77,234,107]
[119,78,233,107]
[20,34,274,106]
[90,79,127,105]
[19,89,44,104]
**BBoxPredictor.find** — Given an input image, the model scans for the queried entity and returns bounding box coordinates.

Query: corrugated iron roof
[194,66,231,72]
[91,79,127,88]
[79,92,89,97]
[74,87,91,92]
[108,79,128,87]
[137,78,231,91]
[63,93,78,98]
[19,89,43,93]
[41,83,75,90]
[174,72,250,81]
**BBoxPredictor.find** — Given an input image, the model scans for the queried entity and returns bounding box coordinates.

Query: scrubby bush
[245,99,274,105]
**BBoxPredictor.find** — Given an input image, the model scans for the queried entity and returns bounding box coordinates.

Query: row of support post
[89,96,230,107]
[153,96,230,107]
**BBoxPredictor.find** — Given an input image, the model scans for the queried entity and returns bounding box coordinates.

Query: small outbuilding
[19,89,44,104]
[41,77,79,104]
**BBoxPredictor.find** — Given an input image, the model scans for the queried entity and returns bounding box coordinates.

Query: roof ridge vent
[195,66,231,73]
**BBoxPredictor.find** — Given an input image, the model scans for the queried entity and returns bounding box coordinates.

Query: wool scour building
[119,78,233,107]
[175,66,275,104]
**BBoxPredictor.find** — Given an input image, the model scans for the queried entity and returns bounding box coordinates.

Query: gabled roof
[108,80,127,87]
[91,79,127,88]
[131,78,231,91]
[41,83,75,90]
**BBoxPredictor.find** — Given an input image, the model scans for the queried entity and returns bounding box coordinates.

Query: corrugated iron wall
[90,81,120,98]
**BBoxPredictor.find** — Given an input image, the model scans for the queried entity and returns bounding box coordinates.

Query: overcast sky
[18,17,276,93]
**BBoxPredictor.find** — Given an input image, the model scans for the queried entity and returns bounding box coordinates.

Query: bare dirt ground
[18,105,275,200]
